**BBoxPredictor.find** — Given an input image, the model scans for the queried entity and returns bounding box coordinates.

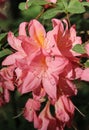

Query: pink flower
[48,19,82,61]
[38,101,64,130]
[57,61,83,98]
[16,52,68,100]
[32,87,46,102]
[23,98,42,129]
[2,31,27,66]
[24,19,57,55]
[2,20,42,65]
[28,19,46,48]
[2,19,69,100]
[58,76,77,97]
[0,66,15,106]
[2,19,54,66]
[55,95,75,127]
[45,19,82,97]
[81,68,89,81]
[46,0,57,3]
[0,66,15,91]
[0,18,79,130]
[0,86,10,106]
[2,19,49,66]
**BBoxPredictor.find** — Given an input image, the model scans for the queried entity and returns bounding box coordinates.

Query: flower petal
[42,72,57,100]
[2,52,25,65]
[55,95,74,126]
[19,22,28,36]
[81,68,89,81]
[28,19,46,46]
[8,32,23,51]
[18,71,41,94]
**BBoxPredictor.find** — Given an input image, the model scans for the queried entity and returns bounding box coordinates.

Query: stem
[35,8,45,20]
[74,105,85,117]
[66,12,71,27]
[61,0,71,27]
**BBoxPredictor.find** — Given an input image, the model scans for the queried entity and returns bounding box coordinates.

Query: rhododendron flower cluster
[0,18,85,130]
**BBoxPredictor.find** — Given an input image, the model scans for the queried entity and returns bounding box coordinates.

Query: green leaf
[19,2,26,10]
[84,60,89,68]
[19,1,33,10]
[82,2,89,7]
[21,5,42,19]
[0,33,7,42]
[30,0,49,5]
[68,0,85,14]
[61,0,68,9]
[57,0,69,13]
[19,0,47,11]
[42,8,65,19]
[25,0,49,8]
[72,44,86,54]
[0,49,12,58]
[57,2,64,10]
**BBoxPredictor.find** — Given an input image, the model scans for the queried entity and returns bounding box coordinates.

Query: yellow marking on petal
[34,31,45,47]
[38,31,45,46]
[41,56,46,67]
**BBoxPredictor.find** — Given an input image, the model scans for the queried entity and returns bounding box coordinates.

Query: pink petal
[28,19,46,46]
[38,102,53,130]
[2,52,25,65]
[55,95,74,125]
[4,89,10,103]
[52,19,64,31]
[0,66,15,91]
[24,98,41,128]
[81,68,89,81]
[42,72,57,100]
[19,22,28,36]
[8,32,23,51]
[4,80,14,91]
[58,77,77,96]
[38,102,63,130]
[46,56,68,75]
[75,67,83,79]
[33,112,42,129]
[47,0,57,3]
[33,87,46,101]
[18,71,41,94]
[21,38,40,59]
[44,29,62,55]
